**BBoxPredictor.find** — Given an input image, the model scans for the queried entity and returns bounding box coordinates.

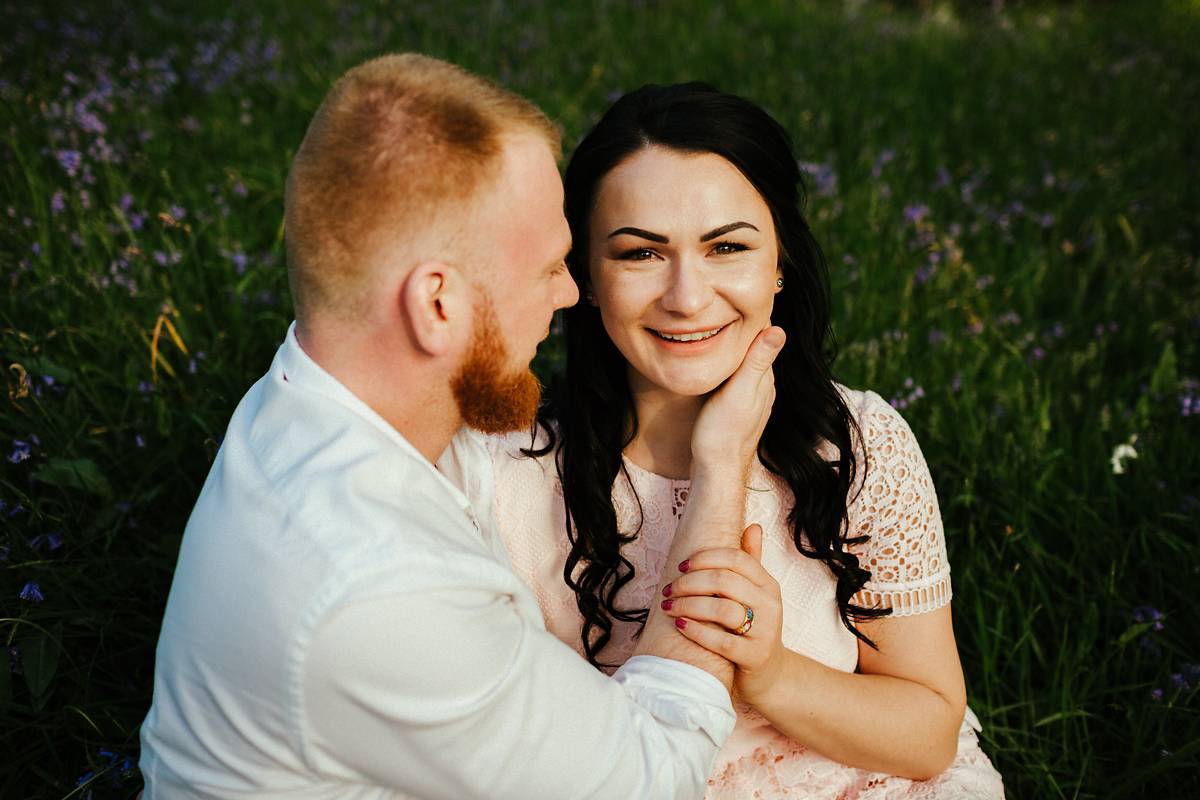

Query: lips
[649,323,729,342]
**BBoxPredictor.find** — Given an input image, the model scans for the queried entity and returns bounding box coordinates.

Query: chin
[652,370,731,397]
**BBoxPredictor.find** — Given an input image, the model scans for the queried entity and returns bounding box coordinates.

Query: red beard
[450,297,542,434]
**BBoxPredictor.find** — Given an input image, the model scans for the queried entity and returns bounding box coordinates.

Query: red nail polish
[678,559,690,573]
[661,599,673,611]
[675,618,687,629]
[662,584,672,597]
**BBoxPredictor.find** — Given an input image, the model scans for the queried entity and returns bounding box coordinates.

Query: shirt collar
[275,321,474,510]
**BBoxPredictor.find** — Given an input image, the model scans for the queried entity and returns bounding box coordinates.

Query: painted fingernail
[675,618,687,630]
[661,599,673,611]
[662,583,672,597]
[678,559,690,573]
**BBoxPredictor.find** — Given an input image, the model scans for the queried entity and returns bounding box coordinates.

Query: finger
[661,595,751,631]
[666,568,760,604]
[721,327,785,395]
[678,547,769,586]
[674,618,753,665]
[740,524,763,561]
[745,325,786,372]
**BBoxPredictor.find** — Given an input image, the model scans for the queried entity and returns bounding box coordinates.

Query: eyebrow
[606,221,760,244]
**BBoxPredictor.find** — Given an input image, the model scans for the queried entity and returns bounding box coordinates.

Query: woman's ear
[399,261,469,357]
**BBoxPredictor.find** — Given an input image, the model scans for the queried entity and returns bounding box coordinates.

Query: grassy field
[1,0,1197,797]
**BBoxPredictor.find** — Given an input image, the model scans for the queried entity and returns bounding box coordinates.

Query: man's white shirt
[139,322,735,799]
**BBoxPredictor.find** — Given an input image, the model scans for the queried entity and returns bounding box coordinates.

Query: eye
[617,247,658,261]
[711,241,749,256]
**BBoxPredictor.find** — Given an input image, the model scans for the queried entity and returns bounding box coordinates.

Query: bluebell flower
[8,439,32,464]
[19,581,44,603]
[56,149,83,177]
[135,434,146,448]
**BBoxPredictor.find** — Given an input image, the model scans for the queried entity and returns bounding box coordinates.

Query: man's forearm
[633,463,747,689]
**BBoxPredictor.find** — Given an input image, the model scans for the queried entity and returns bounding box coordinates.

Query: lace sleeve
[846,391,952,617]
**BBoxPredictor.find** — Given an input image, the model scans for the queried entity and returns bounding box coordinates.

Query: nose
[659,257,714,316]
[554,267,580,310]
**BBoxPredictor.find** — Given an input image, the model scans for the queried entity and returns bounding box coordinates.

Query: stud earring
[585,290,597,305]
[776,277,784,288]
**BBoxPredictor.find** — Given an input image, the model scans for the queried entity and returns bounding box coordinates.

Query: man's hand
[691,326,785,477]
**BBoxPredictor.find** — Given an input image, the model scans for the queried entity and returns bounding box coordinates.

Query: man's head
[284,54,577,443]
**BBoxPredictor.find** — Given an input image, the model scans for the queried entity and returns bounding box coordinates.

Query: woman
[489,83,1003,798]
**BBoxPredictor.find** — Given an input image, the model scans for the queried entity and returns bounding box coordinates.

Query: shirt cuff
[613,655,736,746]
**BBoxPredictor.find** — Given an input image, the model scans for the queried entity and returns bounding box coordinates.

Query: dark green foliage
[1,1,1197,797]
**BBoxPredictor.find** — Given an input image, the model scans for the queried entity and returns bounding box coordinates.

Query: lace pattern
[489,389,1001,798]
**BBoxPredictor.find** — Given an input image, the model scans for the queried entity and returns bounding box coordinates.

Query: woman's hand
[690,326,784,478]
[659,525,789,705]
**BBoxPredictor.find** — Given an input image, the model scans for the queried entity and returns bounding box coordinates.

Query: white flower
[1111,434,1139,475]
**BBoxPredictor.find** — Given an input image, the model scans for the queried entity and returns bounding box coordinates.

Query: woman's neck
[624,382,706,480]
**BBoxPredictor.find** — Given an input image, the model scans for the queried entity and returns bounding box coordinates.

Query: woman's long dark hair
[535,83,890,667]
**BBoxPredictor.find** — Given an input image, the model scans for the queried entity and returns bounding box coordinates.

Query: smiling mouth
[649,324,729,343]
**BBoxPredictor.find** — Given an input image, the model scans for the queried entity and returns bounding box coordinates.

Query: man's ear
[399,261,469,357]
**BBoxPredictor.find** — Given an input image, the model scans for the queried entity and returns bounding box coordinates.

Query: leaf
[22,356,76,384]
[1149,341,1177,398]
[32,458,113,499]
[21,623,62,710]
[1116,621,1155,649]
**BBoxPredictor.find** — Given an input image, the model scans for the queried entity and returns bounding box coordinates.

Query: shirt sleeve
[846,392,953,616]
[301,586,734,799]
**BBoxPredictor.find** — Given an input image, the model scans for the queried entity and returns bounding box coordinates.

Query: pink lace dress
[489,388,1004,798]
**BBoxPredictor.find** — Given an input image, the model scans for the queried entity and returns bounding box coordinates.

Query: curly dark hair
[533,82,889,668]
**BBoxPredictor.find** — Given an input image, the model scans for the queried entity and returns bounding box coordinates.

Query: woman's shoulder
[834,383,919,450]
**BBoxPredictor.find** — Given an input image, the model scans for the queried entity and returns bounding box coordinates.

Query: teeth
[655,327,722,342]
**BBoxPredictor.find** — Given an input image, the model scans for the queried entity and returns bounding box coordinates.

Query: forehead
[591,147,771,232]
[489,134,571,260]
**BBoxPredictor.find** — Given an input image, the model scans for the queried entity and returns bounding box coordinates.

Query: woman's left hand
[660,525,788,705]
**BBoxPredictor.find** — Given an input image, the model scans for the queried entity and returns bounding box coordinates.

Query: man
[139,53,783,798]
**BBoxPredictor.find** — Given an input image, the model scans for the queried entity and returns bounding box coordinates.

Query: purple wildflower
[168,204,186,220]
[928,329,945,345]
[1134,605,1165,631]
[20,581,45,603]
[153,251,168,266]
[8,439,33,464]
[79,189,91,210]
[903,204,930,225]
[56,149,83,177]
[50,190,66,215]
[799,161,838,198]
[1032,346,1046,361]
[135,433,146,448]
[119,193,134,213]
[1151,688,1164,702]
[232,181,248,198]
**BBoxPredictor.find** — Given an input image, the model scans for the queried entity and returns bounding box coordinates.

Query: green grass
[2,0,1197,797]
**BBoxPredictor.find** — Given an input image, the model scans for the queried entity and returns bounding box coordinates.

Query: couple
[139,54,1003,798]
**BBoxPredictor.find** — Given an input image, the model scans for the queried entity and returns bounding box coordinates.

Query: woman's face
[587,146,782,398]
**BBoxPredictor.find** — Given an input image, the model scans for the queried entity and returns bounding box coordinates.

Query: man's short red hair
[284,53,559,323]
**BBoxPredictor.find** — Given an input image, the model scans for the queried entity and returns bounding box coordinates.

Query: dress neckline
[620,454,691,486]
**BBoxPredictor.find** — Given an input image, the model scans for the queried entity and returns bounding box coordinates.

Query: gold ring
[733,605,754,636]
